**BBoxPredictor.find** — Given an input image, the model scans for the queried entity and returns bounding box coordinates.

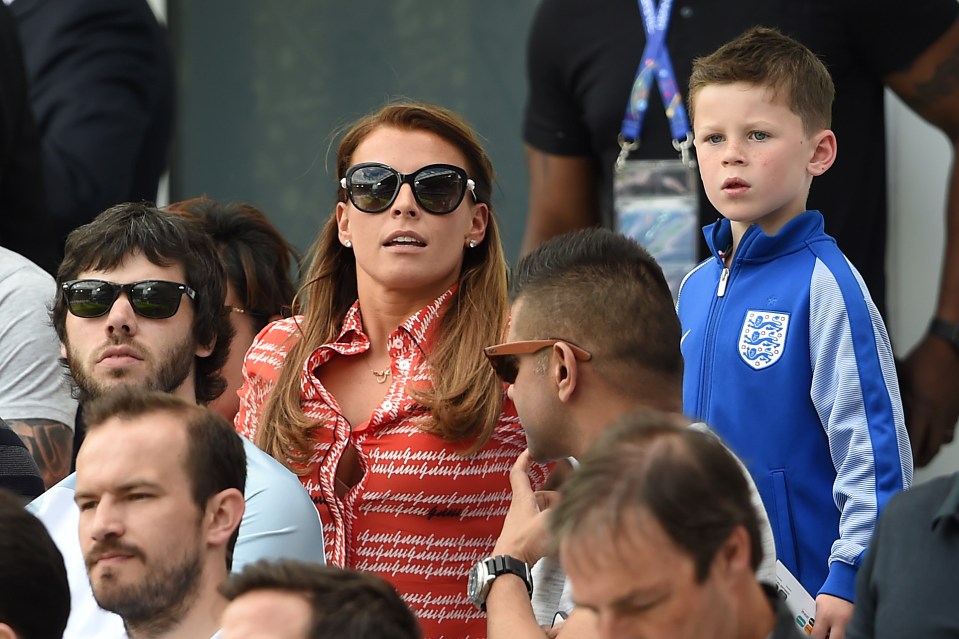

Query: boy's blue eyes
[703,131,768,144]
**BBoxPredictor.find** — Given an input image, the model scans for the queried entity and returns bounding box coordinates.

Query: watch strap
[930,318,959,352]
[485,555,534,598]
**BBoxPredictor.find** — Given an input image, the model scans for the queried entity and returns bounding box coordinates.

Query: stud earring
[468,239,478,248]
[344,240,352,248]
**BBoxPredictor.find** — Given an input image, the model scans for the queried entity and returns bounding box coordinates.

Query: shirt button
[383,400,393,411]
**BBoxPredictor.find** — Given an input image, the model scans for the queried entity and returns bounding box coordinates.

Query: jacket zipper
[717,267,730,297]
[698,263,733,419]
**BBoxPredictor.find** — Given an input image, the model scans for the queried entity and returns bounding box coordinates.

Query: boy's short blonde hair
[688,26,834,135]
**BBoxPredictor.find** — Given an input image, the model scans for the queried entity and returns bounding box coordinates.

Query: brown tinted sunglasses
[484,339,592,384]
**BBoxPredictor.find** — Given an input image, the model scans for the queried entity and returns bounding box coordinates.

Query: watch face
[467,561,489,608]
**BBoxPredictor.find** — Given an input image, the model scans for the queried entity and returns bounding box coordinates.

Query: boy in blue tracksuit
[678,27,912,638]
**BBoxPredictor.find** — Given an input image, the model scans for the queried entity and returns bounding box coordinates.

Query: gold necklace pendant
[371,368,390,384]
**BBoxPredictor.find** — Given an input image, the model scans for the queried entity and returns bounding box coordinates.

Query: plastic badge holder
[614,158,698,299]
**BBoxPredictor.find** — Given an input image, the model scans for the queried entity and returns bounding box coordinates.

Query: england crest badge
[738,310,789,370]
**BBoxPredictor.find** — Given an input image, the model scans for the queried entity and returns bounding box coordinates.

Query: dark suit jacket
[0,2,53,272]
[9,0,175,273]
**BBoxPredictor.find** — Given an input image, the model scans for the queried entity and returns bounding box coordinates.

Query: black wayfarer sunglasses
[61,279,197,319]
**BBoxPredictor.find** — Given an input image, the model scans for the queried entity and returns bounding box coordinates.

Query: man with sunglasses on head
[476,228,776,638]
[27,202,324,639]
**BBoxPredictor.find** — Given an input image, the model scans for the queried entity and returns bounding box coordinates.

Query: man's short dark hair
[510,228,683,397]
[52,202,234,403]
[165,196,300,333]
[551,411,762,580]
[222,560,422,639]
[83,388,247,569]
[0,489,70,639]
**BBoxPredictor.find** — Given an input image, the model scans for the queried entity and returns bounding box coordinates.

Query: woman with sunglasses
[235,102,545,638]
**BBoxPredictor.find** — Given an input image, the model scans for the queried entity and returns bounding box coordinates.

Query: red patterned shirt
[236,288,544,639]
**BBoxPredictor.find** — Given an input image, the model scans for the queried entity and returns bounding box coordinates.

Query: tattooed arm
[886,18,959,466]
[0,252,78,488]
[7,418,73,488]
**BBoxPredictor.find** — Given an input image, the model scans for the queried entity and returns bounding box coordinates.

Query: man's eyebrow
[615,583,673,612]
[74,480,164,503]
[571,585,650,611]
[603,586,669,610]
[611,586,647,606]
[116,480,164,492]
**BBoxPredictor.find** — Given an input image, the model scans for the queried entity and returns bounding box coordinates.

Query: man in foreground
[75,389,245,639]
[552,412,803,638]
[221,559,421,639]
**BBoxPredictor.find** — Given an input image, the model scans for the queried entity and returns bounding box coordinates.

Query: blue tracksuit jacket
[678,210,912,603]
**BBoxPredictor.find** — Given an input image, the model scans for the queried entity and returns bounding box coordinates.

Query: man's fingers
[533,490,561,512]
[900,337,959,466]
[509,449,535,495]
[943,421,956,444]
[914,412,942,468]
[903,386,938,467]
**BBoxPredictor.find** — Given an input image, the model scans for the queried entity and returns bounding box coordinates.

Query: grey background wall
[168,1,537,263]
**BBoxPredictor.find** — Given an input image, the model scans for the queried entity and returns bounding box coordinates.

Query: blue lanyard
[617,0,693,169]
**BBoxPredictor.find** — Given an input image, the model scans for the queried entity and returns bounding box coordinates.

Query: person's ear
[465,202,489,248]
[0,623,18,639]
[807,129,837,176]
[195,335,215,359]
[204,487,245,549]
[713,525,753,583]
[335,202,352,248]
[554,342,581,404]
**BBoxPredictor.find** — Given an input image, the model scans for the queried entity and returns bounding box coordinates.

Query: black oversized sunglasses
[483,339,592,385]
[61,279,197,319]
[340,162,477,215]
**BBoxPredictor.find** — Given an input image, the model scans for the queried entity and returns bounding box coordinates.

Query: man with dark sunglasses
[28,202,324,639]
[478,228,776,638]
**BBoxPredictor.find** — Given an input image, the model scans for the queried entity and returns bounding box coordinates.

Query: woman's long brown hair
[255,102,509,473]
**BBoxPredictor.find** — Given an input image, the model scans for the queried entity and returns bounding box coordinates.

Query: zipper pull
[717,267,729,297]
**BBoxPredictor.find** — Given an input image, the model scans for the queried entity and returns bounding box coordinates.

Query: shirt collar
[931,472,959,530]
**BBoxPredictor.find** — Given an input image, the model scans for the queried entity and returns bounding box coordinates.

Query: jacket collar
[704,210,829,265]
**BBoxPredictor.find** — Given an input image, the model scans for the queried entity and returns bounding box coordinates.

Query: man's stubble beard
[66,332,196,402]
[90,538,204,636]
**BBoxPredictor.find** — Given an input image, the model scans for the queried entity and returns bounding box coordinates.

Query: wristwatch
[466,555,533,611]
[929,318,959,353]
